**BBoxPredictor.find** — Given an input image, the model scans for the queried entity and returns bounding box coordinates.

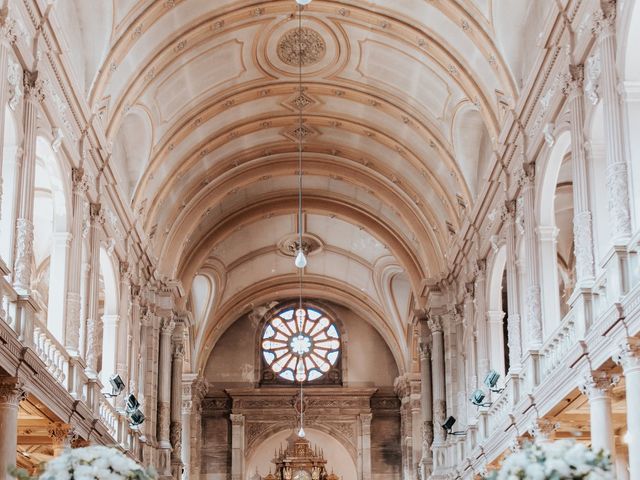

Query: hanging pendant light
[294,248,307,268]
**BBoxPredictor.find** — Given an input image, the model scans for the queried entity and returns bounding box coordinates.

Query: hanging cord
[297,4,305,437]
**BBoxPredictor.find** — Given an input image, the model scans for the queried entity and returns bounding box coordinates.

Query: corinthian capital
[23,70,45,103]
[579,371,619,399]
[72,167,90,194]
[0,377,26,405]
[614,338,640,373]
[592,1,616,37]
[561,64,584,97]
[0,7,17,45]
[427,315,443,334]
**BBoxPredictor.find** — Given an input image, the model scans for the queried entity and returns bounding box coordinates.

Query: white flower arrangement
[483,439,614,480]
[12,446,155,480]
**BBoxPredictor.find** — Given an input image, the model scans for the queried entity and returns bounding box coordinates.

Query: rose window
[262,306,341,382]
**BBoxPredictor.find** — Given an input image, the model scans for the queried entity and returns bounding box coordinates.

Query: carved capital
[0,378,26,405]
[161,318,175,335]
[528,418,558,440]
[0,8,17,45]
[90,203,105,225]
[230,413,244,427]
[592,1,616,38]
[173,342,185,360]
[580,371,619,399]
[72,167,90,194]
[427,316,443,334]
[48,422,73,446]
[614,338,640,373]
[560,64,584,97]
[23,70,45,103]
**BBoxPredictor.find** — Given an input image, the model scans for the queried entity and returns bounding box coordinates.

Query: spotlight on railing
[470,389,492,407]
[442,416,466,436]
[105,374,125,397]
[129,408,145,427]
[125,394,140,415]
[484,370,504,393]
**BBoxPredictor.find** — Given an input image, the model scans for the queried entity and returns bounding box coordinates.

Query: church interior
[0,0,639,479]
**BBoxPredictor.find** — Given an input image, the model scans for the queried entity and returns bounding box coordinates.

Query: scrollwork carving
[277,27,326,66]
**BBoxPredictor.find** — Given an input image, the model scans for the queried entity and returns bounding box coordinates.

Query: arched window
[261,305,341,384]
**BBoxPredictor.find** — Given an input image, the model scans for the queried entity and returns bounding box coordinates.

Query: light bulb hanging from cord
[294,0,307,270]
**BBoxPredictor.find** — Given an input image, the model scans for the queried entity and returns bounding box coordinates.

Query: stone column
[486,310,506,378]
[0,378,25,476]
[359,413,372,480]
[519,162,543,350]
[170,322,185,480]
[394,376,412,480]
[181,375,207,480]
[474,260,489,380]
[502,201,522,373]
[562,65,596,287]
[0,10,16,218]
[158,317,175,477]
[129,287,141,399]
[429,315,446,476]
[116,261,131,395]
[592,1,632,244]
[580,371,619,458]
[230,413,245,480]
[65,168,89,355]
[615,339,640,480]
[13,71,44,293]
[100,314,119,386]
[418,319,433,479]
[85,203,103,376]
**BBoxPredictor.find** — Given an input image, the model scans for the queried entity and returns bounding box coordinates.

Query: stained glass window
[262,306,341,382]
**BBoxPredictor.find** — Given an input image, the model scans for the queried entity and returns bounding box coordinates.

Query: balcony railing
[539,309,576,381]
[33,317,69,387]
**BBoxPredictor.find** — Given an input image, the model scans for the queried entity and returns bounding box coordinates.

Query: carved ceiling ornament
[277,27,326,67]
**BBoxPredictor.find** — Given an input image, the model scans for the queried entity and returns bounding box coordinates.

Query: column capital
[614,338,640,373]
[527,418,559,440]
[418,338,432,361]
[72,167,90,194]
[230,413,244,426]
[359,412,373,426]
[161,318,175,335]
[48,422,74,446]
[516,161,536,188]
[23,70,45,103]
[580,371,619,399]
[592,1,616,38]
[427,316,443,334]
[0,378,26,405]
[561,64,585,97]
[501,199,517,223]
[90,203,105,224]
[0,8,17,46]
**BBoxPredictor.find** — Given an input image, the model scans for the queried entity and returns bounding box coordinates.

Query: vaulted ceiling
[52,0,550,372]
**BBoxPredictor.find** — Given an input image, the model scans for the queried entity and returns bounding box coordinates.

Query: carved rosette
[606,162,632,239]
[277,27,326,66]
[13,218,34,291]
[573,211,595,282]
[0,378,25,406]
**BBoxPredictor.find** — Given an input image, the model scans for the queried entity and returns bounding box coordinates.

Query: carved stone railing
[99,398,119,439]
[33,317,69,387]
[539,310,576,380]
[486,386,512,435]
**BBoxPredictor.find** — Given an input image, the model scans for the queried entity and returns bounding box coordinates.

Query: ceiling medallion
[278,233,323,258]
[277,27,326,67]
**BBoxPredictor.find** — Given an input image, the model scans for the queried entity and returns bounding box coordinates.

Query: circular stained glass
[262,306,341,382]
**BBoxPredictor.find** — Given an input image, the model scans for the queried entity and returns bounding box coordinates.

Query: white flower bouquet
[483,439,614,480]
[12,446,155,480]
